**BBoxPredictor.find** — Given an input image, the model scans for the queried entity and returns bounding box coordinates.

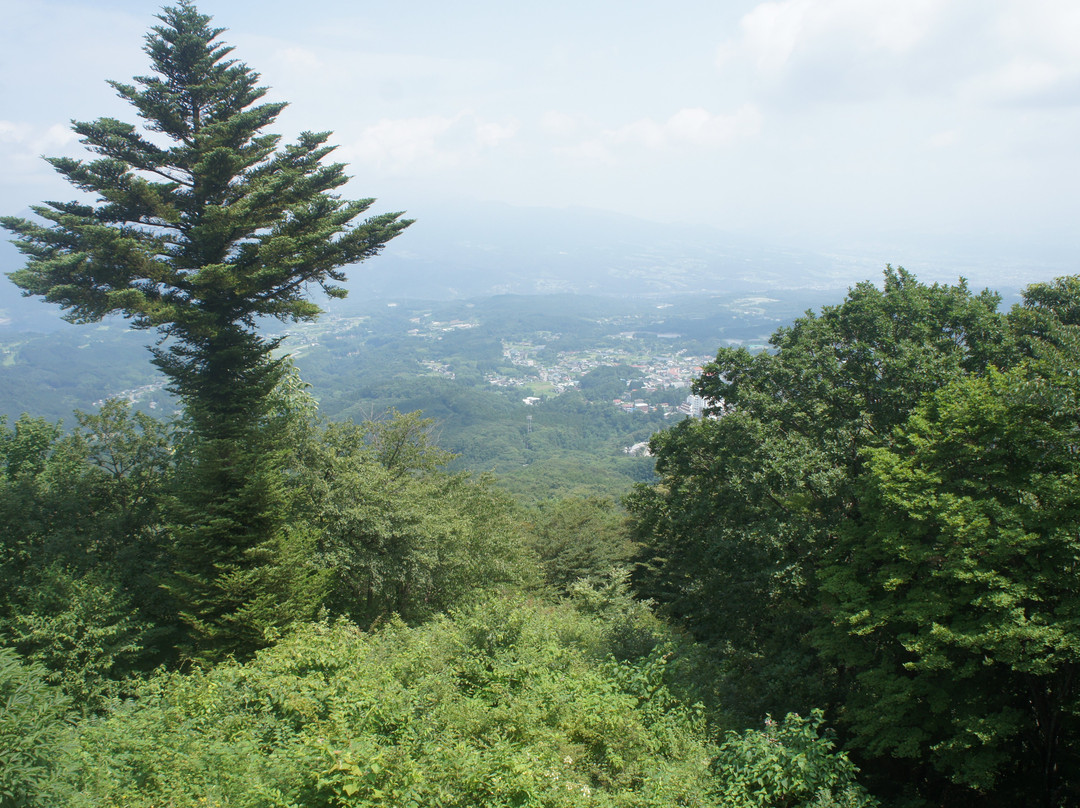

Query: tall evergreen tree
[1,1,411,658]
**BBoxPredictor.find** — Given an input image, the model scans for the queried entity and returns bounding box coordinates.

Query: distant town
[25,289,787,428]
[491,339,711,417]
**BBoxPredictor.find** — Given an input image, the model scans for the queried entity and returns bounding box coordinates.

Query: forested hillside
[0,290,833,500]
[2,3,1079,807]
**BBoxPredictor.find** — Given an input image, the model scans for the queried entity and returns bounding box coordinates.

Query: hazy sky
[2,0,1079,274]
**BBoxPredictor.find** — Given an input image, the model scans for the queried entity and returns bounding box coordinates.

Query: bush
[0,647,76,807]
[714,710,877,808]
[72,593,721,807]
[527,497,636,595]
[4,565,149,711]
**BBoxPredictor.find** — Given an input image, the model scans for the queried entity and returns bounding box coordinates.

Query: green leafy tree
[628,267,1010,721]
[6,565,151,712]
[819,364,1080,804]
[291,414,533,626]
[358,408,455,479]
[527,496,636,594]
[714,711,878,808]
[0,403,171,704]
[0,416,74,594]
[69,401,175,648]
[631,270,1080,804]
[578,364,639,401]
[73,400,173,557]
[1,2,410,658]
[0,404,170,605]
[1009,275,1080,355]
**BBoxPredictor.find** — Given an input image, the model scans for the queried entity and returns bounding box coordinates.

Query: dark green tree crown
[1,2,414,661]
[2,0,411,343]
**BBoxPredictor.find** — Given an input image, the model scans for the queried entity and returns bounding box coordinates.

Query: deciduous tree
[820,362,1080,805]
[628,268,1011,719]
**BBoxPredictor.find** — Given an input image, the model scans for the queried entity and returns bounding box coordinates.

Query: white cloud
[926,129,959,149]
[340,113,519,173]
[962,0,1080,105]
[716,0,970,104]
[557,138,614,165]
[0,121,75,151]
[475,119,519,148]
[722,0,1080,108]
[342,115,462,172]
[988,59,1063,97]
[734,0,805,74]
[995,0,1080,59]
[0,121,78,182]
[275,46,323,73]
[554,105,762,170]
[660,106,763,147]
[596,103,764,153]
[540,110,579,138]
[734,0,945,75]
[0,121,32,142]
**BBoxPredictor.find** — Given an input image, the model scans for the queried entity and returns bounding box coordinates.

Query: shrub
[714,710,877,808]
[72,594,720,807]
[0,647,76,807]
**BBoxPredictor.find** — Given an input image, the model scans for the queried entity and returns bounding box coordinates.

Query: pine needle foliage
[1,1,411,659]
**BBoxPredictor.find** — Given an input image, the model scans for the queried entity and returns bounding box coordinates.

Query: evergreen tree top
[118,0,275,145]
[2,1,412,339]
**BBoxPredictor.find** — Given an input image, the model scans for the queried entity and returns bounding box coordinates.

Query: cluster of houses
[613,394,709,418]
[492,340,713,415]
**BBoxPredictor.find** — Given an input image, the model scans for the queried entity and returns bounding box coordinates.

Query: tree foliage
[821,364,1080,801]
[629,267,1080,804]
[289,411,535,627]
[527,496,636,595]
[629,267,1010,719]
[0,647,77,807]
[0,404,171,706]
[1,1,409,658]
[69,594,721,807]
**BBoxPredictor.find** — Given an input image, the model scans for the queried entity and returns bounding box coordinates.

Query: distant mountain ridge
[343,201,870,301]
[1,200,1057,331]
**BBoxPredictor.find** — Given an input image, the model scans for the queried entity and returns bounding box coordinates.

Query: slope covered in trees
[7,265,1079,805]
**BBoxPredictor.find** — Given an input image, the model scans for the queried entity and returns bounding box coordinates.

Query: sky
[2,0,1079,282]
